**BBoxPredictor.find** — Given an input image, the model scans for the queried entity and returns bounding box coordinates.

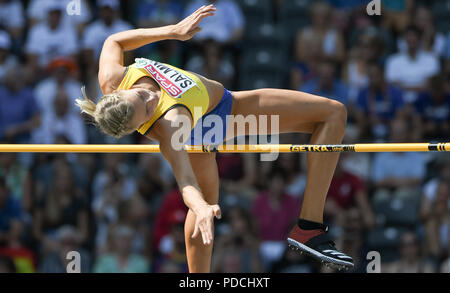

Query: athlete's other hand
[172,4,216,41]
[192,204,222,245]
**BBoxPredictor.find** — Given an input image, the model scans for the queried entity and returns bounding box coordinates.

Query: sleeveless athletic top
[117,58,210,135]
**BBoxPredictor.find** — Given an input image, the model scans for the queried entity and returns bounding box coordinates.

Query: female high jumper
[76,5,353,272]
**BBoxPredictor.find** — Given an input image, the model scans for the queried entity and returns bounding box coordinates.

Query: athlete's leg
[184,152,219,273]
[230,88,347,223]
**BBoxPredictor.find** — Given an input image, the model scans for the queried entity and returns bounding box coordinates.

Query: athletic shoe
[287,224,354,270]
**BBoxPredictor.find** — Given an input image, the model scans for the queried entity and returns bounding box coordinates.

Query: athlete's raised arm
[98,4,216,93]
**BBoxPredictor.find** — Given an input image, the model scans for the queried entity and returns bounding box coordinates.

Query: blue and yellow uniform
[118,58,232,145]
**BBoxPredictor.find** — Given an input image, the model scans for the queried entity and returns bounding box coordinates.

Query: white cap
[97,0,120,10]
[0,31,11,50]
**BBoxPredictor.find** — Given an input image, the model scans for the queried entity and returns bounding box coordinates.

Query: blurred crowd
[0,0,449,273]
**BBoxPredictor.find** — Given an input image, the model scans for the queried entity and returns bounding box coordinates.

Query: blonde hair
[75,87,136,139]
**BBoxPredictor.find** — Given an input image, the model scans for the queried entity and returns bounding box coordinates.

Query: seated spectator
[135,0,183,29]
[38,226,91,273]
[32,162,89,252]
[355,62,405,140]
[116,194,151,257]
[0,178,21,246]
[385,25,440,103]
[216,152,258,204]
[381,0,414,34]
[27,0,91,35]
[329,207,368,273]
[324,154,376,229]
[420,158,450,222]
[371,118,429,200]
[422,181,449,261]
[33,58,82,121]
[0,219,36,273]
[0,68,41,143]
[82,0,133,64]
[183,0,244,45]
[0,151,32,207]
[212,207,262,273]
[136,153,173,204]
[92,153,137,254]
[152,188,188,254]
[300,58,349,105]
[25,0,79,74]
[0,30,18,82]
[154,210,187,273]
[252,168,300,270]
[0,0,25,42]
[413,76,450,140]
[94,225,149,273]
[32,88,87,145]
[290,33,322,90]
[294,1,345,65]
[383,231,435,273]
[82,0,133,97]
[397,6,447,58]
[343,32,384,103]
[266,153,306,199]
[186,39,235,88]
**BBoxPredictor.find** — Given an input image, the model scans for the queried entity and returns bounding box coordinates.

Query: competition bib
[134,58,198,98]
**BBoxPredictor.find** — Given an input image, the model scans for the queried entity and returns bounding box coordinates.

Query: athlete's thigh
[188,153,219,205]
[230,88,343,135]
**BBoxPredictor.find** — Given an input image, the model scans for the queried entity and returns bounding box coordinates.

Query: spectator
[25,0,79,73]
[0,0,24,42]
[0,178,21,246]
[252,168,300,269]
[38,225,91,273]
[33,58,82,121]
[183,0,244,45]
[32,162,89,251]
[383,231,435,273]
[381,0,415,34]
[94,225,149,273]
[154,210,188,273]
[186,39,234,88]
[92,154,137,254]
[82,0,133,97]
[0,68,41,143]
[116,194,151,257]
[136,153,173,205]
[32,87,87,145]
[300,58,349,105]
[0,219,36,273]
[324,154,376,229]
[398,6,447,58]
[385,25,440,103]
[422,181,449,261]
[355,62,405,140]
[135,0,183,29]
[324,207,367,273]
[371,118,429,200]
[0,30,18,82]
[343,32,384,103]
[152,188,188,254]
[0,151,32,207]
[413,75,450,140]
[82,0,133,64]
[27,0,92,35]
[294,1,346,65]
[212,207,262,273]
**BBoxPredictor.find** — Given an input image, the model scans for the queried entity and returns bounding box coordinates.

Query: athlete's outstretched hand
[192,204,222,245]
[172,4,216,41]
